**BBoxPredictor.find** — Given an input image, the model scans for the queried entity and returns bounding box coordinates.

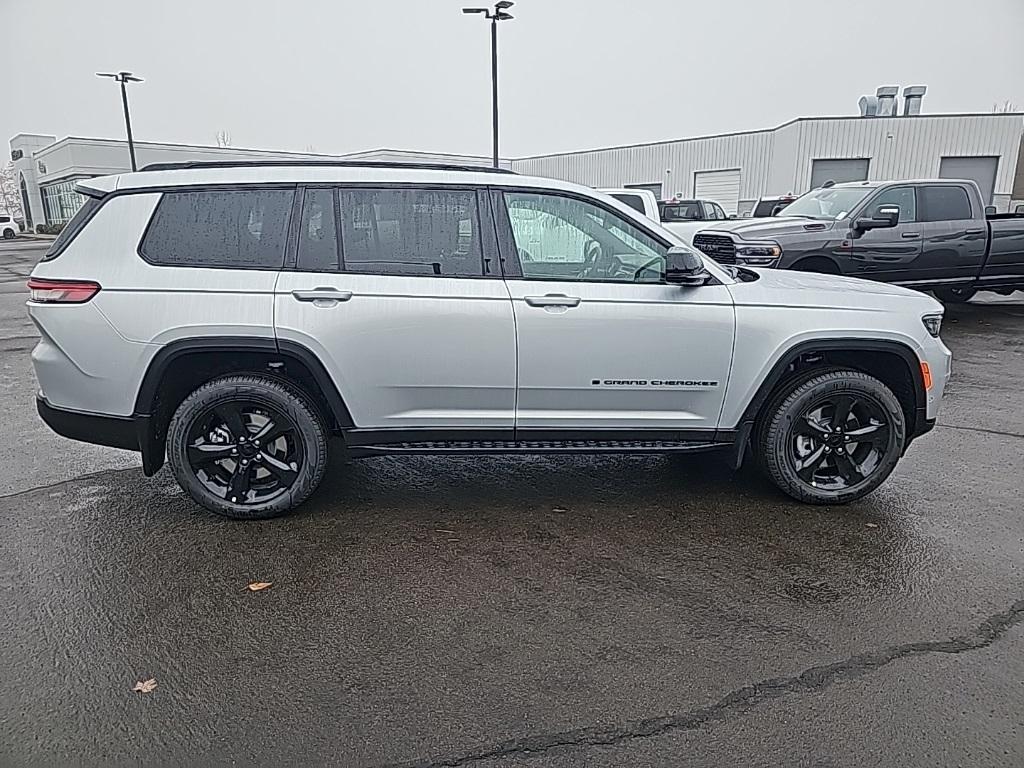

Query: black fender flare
[132,336,353,475]
[727,338,927,469]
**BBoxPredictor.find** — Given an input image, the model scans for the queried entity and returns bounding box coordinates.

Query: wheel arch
[727,338,927,468]
[788,254,842,274]
[133,336,353,476]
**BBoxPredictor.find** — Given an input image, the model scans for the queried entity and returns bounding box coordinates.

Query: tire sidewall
[167,376,327,519]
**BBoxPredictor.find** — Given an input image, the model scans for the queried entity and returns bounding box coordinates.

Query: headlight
[734,241,782,265]
[922,314,942,337]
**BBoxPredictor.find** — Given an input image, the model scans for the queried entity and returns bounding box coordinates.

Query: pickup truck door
[494,189,734,437]
[849,186,923,283]
[915,184,987,286]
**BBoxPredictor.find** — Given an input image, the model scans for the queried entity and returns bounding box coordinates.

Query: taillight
[27,278,101,304]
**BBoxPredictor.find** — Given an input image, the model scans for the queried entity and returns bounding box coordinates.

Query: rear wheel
[757,369,906,504]
[167,375,328,519]
[933,286,976,304]
[2,229,15,240]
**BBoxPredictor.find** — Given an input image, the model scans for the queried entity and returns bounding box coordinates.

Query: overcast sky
[2,0,1022,159]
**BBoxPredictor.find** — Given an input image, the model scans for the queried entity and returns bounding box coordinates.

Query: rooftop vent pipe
[902,85,927,115]
[876,86,899,117]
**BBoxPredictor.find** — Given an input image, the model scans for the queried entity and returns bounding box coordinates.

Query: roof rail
[138,159,516,174]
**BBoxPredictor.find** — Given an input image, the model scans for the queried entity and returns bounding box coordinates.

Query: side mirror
[854,204,899,235]
[984,205,997,216]
[665,246,710,287]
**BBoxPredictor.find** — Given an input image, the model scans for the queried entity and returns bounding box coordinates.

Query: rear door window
[339,188,484,277]
[920,186,972,222]
[141,189,294,268]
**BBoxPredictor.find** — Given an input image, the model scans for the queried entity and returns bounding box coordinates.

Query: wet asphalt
[1,240,1022,767]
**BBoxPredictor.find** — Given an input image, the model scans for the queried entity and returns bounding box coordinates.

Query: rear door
[849,186,922,283]
[496,188,734,437]
[916,184,987,285]
[274,185,516,439]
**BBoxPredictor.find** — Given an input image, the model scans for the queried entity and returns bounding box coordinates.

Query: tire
[2,229,15,240]
[756,368,906,505]
[167,375,328,519]
[933,286,976,304]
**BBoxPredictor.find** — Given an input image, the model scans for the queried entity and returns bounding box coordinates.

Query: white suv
[28,161,951,519]
[1,213,18,239]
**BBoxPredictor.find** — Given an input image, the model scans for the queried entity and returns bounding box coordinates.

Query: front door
[274,185,516,438]
[849,185,923,283]
[495,189,735,437]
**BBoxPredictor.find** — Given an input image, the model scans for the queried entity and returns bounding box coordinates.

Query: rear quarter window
[140,189,294,269]
[41,197,103,262]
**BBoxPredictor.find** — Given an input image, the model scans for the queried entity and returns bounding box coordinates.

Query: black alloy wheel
[758,369,906,504]
[186,401,304,506]
[788,393,892,491]
[167,375,328,519]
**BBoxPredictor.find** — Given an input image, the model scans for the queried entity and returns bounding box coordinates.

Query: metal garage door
[809,158,870,190]
[939,156,998,205]
[694,169,741,215]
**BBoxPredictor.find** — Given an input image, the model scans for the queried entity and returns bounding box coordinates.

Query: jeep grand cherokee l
[28,161,951,519]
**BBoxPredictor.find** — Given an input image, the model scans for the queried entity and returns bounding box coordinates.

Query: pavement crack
[382,599,1024,768]
[935,423,1024,439]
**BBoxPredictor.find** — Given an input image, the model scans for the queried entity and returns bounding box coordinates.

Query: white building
[9,134,505,229]
[10,90,1024,228]
[512,111,1024,216]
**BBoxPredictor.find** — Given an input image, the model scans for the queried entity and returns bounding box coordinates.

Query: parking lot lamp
[462,2,514,168]
[96,71,144,172]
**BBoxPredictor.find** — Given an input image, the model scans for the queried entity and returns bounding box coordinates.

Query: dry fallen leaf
[865,522,879,529]
[133,678,157,694]
[247,582,273,591]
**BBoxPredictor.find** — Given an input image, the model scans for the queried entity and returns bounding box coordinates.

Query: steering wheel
[633,256,663,281]
[580,240,604,278]
[518,247,534,262]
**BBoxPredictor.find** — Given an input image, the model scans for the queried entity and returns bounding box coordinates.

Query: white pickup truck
[599,189,728,245]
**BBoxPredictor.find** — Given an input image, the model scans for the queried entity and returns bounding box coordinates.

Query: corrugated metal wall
[511,129,774,201]
[511,114,1024,205]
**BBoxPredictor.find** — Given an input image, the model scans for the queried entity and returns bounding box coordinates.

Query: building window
[40,180,90,225]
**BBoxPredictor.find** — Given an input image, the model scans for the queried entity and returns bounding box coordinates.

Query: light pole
[96,71,144,172]
[462,1,514,169]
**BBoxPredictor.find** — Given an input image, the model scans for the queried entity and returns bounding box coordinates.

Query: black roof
[139,159,515,174]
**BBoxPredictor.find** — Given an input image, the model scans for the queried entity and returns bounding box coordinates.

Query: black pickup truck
[691,179,1024,302]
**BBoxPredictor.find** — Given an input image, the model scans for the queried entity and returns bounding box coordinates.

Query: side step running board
[351,439,728,456]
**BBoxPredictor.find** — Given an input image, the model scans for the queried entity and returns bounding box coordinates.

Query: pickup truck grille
[693,233,736,264]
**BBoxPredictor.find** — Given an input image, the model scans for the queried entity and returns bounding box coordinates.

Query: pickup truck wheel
[167,375,328,520]
[757,369,906,505]
[933,287,976,304]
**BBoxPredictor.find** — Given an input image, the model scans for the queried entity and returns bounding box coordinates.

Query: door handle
[965,228,985,235]
[291,288,353,303]
[901,232,921,239]
[524,294,582,308]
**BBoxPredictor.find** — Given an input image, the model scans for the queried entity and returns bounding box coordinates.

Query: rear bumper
[37,395,139,451]
[37,395,164,476]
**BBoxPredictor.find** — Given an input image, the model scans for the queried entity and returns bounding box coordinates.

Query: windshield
[659,201,702,221]
[780,187,873,220]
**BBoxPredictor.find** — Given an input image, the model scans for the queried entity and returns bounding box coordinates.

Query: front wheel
[757,369,906,505]
[2,229,15,240]
[933,286,976,304]
[167,375,328,519]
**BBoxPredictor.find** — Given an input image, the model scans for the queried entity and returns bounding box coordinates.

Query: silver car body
[28,166,951,442]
